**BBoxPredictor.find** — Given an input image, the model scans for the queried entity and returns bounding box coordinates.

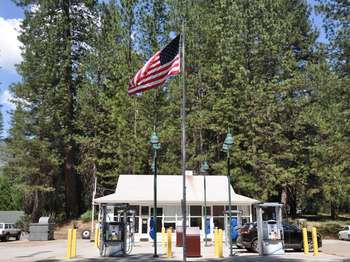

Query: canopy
[94,174,258,205]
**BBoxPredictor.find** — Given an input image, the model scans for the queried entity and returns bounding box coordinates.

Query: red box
[176,227,201,257]
[176,227,183,247]
[186,227,201,257]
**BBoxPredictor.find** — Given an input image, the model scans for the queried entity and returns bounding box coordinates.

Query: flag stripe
[139,61,180,85]
[128,36,181,95]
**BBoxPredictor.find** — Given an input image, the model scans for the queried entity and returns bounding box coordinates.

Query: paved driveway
[322,239,350,258]
[0,239,348,262]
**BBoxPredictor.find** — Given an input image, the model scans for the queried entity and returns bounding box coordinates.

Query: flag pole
[180,20,187,262]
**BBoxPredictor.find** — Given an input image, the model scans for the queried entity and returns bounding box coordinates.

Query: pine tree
[0,105,3,139]
[12,0,99,218]
[317,0,350,74]
[172,1,319,217]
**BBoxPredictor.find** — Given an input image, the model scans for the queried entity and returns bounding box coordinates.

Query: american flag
[128,35,181,95]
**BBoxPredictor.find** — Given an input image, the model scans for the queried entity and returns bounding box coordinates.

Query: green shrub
[15,214,32,232]
[317,223,344,238]
[80,210,93,222]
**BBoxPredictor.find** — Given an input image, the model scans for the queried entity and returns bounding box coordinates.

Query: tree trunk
[62,0,80,218]
[64,153,80,218]
[330,201,337,219]
[288,187,297,218]
[31,190,40,222]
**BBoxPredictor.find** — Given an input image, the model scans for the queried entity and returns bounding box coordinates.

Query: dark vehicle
[237,222,322,252]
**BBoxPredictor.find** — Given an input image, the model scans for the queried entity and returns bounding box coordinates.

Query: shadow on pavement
[33,253,343,262]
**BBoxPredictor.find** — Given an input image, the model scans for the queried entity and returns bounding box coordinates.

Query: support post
[153,148,158,257]
[256,206,264,256]
[66,228,77,259]
[91,174,97,241]
[227,152,233,256]
[72,229,77,258]
[218,229,223,258]
[167,228,172,258]
[214,227,218,257]
[303,228,309,254]
[180,22,187,262]
[95,227,100,248]
[312,227,319,256]
[204,174,207,246]
[162,227,166,251]
[66,229,72,259]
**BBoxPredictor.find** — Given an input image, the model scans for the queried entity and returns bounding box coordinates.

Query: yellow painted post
[218,229,223,258]
[214,227,218,257]
[167,228,172,258]
[302,228,309,254]
[66,229,72,259]
[312,227,319,256]
[71,229,77,258]
[94,227,99,248]
[162,227,166,251]
[97,227,101,249]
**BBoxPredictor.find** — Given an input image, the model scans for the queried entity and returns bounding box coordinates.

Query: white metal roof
[94,174,258,205]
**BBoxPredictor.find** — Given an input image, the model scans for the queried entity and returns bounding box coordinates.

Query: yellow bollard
[71,229,77,258]
[162,227,166,251]
[66,229,72,259]
[302,228,309,254]
[312,227,319,256]
[94,227,99,248]
[214,227,218,257]
[218,229,223,258]
[167,228,172,258]
[66,228,77,259]
[97,228,100,249]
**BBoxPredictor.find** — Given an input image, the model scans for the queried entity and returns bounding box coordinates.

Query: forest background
[0,0,349,222]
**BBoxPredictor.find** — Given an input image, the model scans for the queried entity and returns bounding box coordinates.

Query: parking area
[0,239,349,262]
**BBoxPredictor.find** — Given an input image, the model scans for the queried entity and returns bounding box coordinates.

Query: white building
[94,171,258,241]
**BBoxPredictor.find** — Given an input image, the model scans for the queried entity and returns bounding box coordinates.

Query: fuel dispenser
[256,202,284,256]
[98,203,135,257]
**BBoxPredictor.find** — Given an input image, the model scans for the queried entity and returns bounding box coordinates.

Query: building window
[129,205,140,214]
[190,217,202,229]
[203,206,211,216]
[238,205,250,216]
[213,205,225,216]
[213,217,225,230]
[226,205,238,211]
[190,205,202,216]
[156,217,162,233]
[141,206,149,216]
[150,208,163,216]
[142,218,148,234]
[164,222,176,231]
[163,206,177,217]
[134,217,139,233]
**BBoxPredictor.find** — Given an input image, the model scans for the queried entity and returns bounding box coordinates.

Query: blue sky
[0,0,326,136]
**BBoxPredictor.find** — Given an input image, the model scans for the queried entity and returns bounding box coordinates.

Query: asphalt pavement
[0,238,349,262]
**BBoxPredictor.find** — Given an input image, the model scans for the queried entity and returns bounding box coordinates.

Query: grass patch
[290,214,350,239]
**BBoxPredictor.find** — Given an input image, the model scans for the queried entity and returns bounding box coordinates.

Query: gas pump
[256,202,284,256]
[224,210,242,246]
[98,203,135,257]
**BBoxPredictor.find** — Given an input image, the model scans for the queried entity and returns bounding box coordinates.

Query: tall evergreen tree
[11,0,99,218]
[317,0,350,74]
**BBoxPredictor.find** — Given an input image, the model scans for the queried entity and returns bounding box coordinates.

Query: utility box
[176,226,183,247]
[29,216,54,241]
[186,227,201,257]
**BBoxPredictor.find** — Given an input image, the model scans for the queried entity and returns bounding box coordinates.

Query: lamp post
[200,161,209,246]
[150,131,160,257]
[222,128,234,256]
